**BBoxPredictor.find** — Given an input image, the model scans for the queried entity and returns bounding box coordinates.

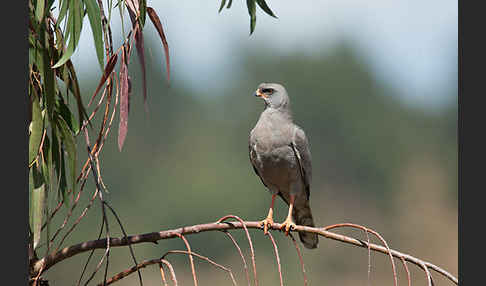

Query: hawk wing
[291,126,312,199]
[248,135,268,188]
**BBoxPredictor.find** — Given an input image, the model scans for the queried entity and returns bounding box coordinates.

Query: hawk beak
[254,89,268,99]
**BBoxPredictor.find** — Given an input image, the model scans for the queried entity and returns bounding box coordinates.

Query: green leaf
[43,47,56,121]
[218,0,226,13]
[247,0,256,35]
[30,166,46,250]
[57,116,77,195]
[256,0,277,18]
[84,0,105,71]
[57,0,70,28]
[36,0,45,24]
[117,0,126,36]
[139,0,147,26]
[58,98,80,134]
[52,0,84,68]
[29,91,44,165]
[41,135,52,191]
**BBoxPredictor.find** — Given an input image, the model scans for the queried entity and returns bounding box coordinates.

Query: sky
[71,0,458,109]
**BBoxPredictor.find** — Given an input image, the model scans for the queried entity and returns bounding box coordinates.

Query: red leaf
[134,23,148,112]
[118,46,130,151]
[88,53,118,107]
[147,7,170,84]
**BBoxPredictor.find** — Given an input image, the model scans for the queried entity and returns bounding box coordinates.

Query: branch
[32,220,458,285]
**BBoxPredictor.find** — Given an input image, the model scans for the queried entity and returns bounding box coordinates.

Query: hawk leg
[280,194,296,235]
[259,194,277,235]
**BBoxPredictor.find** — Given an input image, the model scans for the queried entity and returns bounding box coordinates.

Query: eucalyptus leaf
[219,0,226,13]
[29,91,44,165]
[43,48,56,121]
[58,98,80,134]
[256,0,277,18]
[57,116,77,196]
[84,0,105,71]
[30,167,46,250]
[57,0,70,26]
[52,0,84,68]
[36,0,45,24]
[247,0,256,34]
[139,0,147,26]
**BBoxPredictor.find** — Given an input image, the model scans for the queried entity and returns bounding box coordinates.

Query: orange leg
[280,194,296,235]
[259,194,277,235]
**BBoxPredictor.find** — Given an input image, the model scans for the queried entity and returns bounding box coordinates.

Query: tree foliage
[28,0,277,283]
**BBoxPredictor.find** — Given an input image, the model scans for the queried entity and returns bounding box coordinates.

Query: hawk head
[254,83,289,110]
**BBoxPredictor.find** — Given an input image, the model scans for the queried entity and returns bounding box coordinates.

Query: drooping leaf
[58,98,80,134]
[227,0,233,9]
[65,60,90,128]
[57,115,77,195]
[134,23,148,111]
[29,91,44,166]
[59,144,69,204]
[43,47,56,121]
[51,127,67,201]
[118,46,130,151]
[30,166,46,250]
[139,0,147,27]
[256,0,277,18]
[88,53,118,106]
[118,0,126,35]
[57,0,70,27]
[247,0,256,35]
[41,135,52,191]
[52,0,84,68]
[146,7,170,84]
[219,0,226,13]
[84,0,105,71]
[35,0,45,24]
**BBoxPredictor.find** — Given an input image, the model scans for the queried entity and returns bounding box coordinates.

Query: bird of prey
[249,83,318,249]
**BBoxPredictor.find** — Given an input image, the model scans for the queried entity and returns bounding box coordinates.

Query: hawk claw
[259,217,274,235]
[279,218,296,236]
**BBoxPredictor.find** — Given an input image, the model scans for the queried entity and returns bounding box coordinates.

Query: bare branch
[266,232,283,286]
[163,250,237,286]
[288,233,307,286]
[217,215,258,286]
[221,230,250,286]
[33,220,458,285]
[172,233,197,286]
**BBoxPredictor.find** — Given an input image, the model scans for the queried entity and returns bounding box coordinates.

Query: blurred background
[45,0,457,285]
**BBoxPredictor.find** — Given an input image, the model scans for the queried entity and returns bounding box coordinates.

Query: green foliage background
[43,40,457,285]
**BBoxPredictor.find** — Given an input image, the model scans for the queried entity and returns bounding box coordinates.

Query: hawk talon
[259,217,274,235]
[279,219,296,236]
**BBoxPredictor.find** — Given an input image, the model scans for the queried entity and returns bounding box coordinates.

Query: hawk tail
[293,201,319,249]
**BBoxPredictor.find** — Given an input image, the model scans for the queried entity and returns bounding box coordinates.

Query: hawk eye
[261,88,274,94]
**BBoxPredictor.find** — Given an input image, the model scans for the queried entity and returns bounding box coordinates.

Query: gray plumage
[249,83,318,249]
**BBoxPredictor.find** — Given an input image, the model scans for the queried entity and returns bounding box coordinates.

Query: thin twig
[400,255,412,286]
[221,230,250,286]
[104,203,143,285]
[172,233,197,286]
[324,223,398,286]
[97,258,169,286]
[158,262,168,286]
[217,215,258,286]
[266,232,283,286]
[77,218,105,286]
[163,250,237,286]
[288,233,307,286]
[161,259,178,286]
